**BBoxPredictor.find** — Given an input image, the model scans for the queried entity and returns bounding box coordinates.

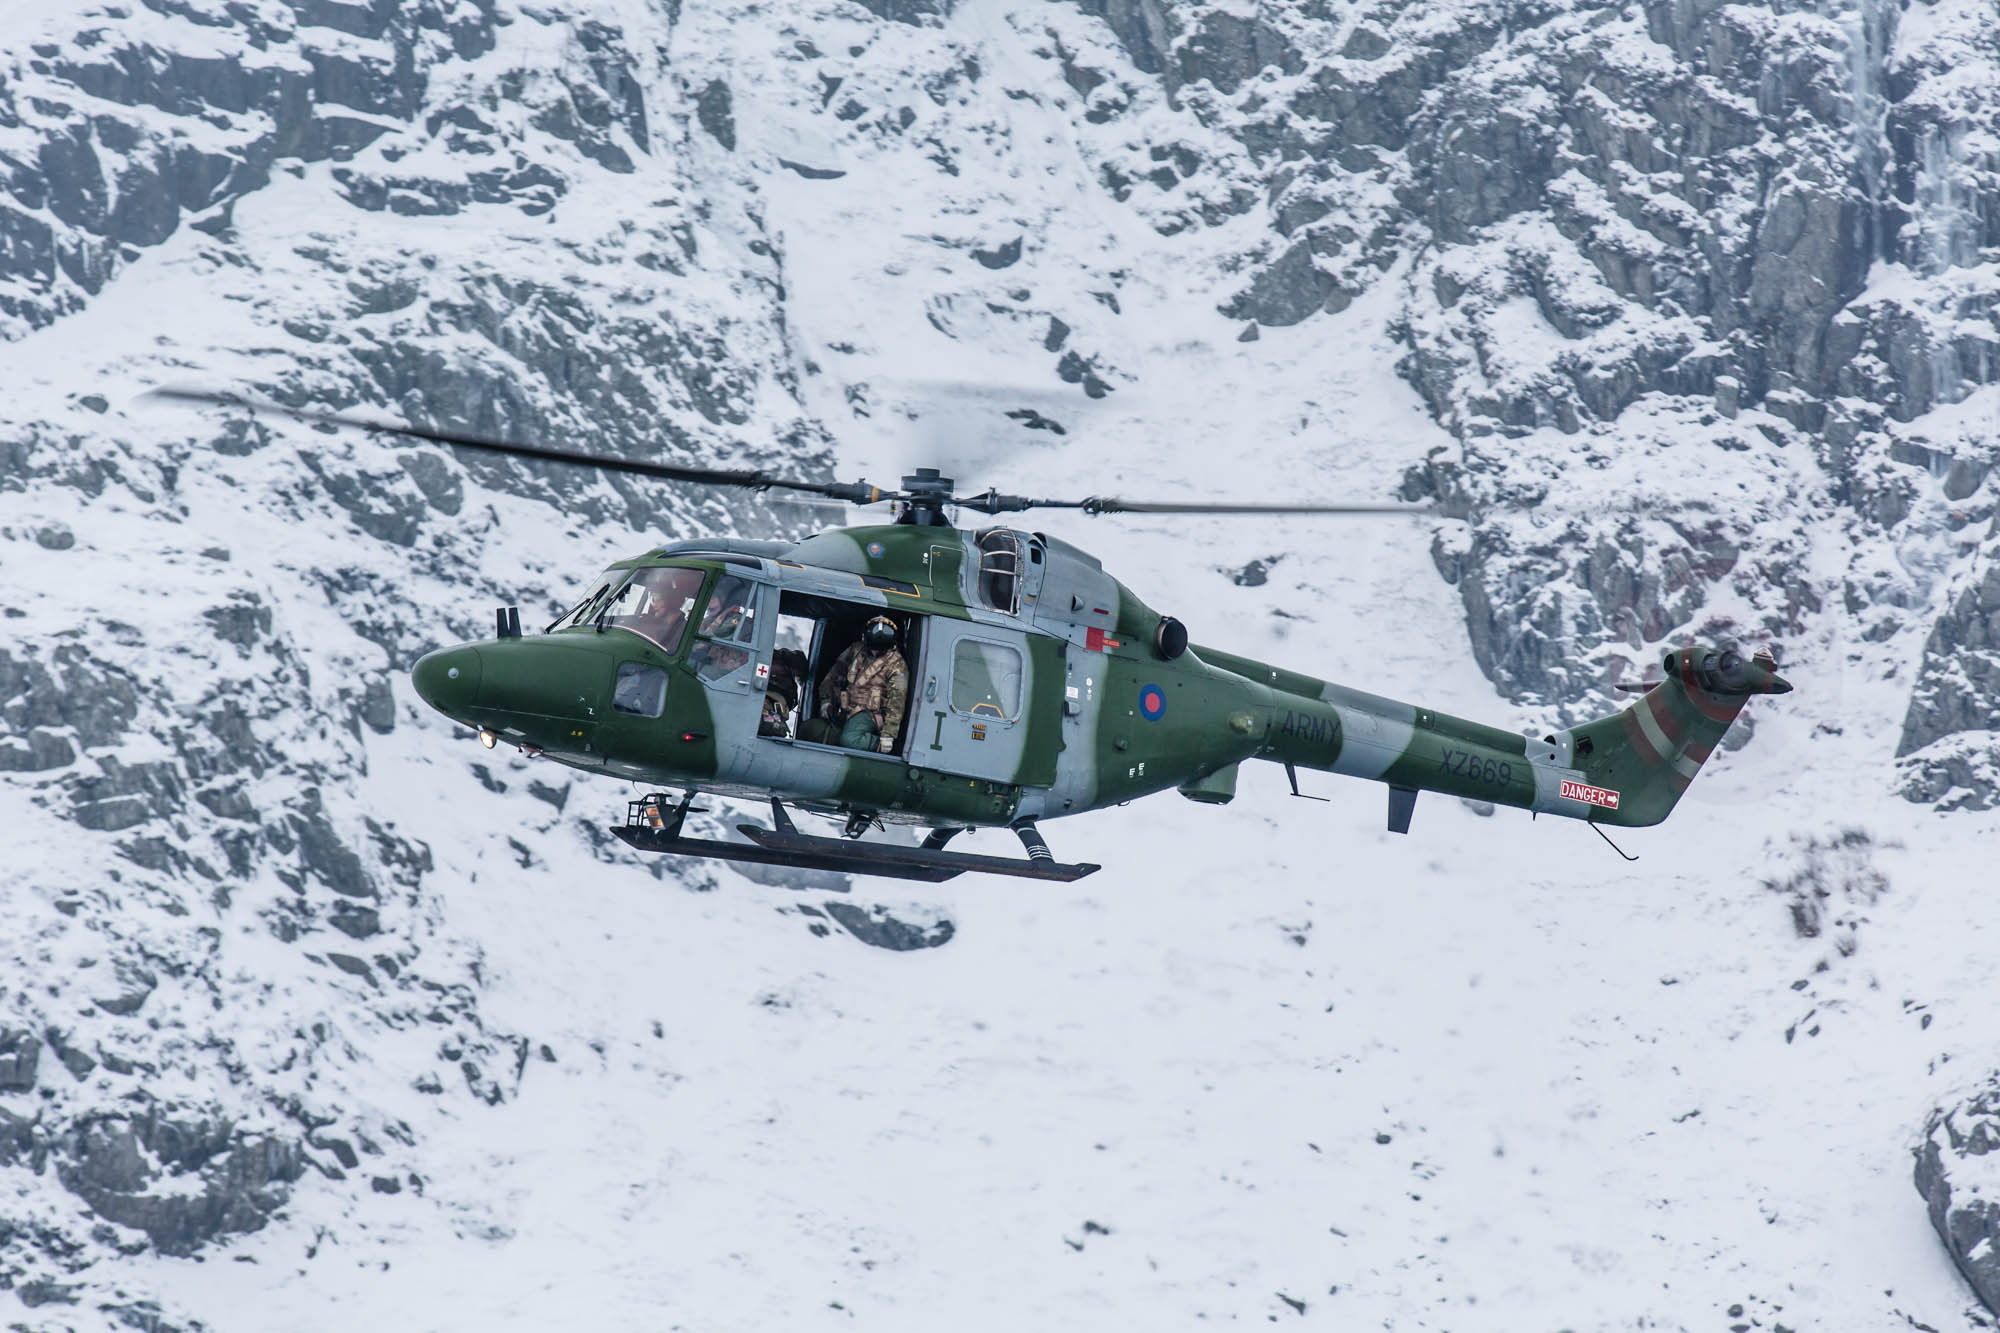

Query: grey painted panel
[1029,541,1119,639]
[912,620,1031,784]
[1528,760,1594,815]
[1328,704,1414,781]
[1017,644,1103,820]
[1320,680,1418,723]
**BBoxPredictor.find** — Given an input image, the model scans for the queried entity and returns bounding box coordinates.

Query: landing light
[479,728,497,749]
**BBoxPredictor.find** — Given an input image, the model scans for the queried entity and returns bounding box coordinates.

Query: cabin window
[951,639,1022,719]
[691,641,751,681]
[612,662,667,717]
[976,529,1021,615]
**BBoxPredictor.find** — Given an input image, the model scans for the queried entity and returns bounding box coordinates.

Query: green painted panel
[1382,729,1536,809]
[1091,652,1263,804]
[1017,635,1067,788]
[927,542,966,606]
[1190,643,1324,700]
[829,755,1019,825]
[1421,708,1530,757]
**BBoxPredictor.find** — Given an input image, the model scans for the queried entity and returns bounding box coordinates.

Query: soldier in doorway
[803,615,908,753]
[761,648,809,738]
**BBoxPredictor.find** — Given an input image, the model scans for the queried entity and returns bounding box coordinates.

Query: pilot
[807,615,908,753]
[701,596,745,640]
[638,585,687,646]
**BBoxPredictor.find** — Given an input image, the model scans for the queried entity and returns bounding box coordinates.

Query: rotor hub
[899,467,956,500]
[894,467,958,527]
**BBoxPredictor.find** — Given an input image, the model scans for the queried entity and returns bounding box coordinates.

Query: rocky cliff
[4,0,2000,1325]
[1083,0,1999,768]
[3,0,832,1319]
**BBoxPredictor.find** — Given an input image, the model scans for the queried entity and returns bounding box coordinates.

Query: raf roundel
[1138,683,1167,722]
[865,540,885,558]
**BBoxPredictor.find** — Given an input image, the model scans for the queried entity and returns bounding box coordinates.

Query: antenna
[1590,821,1639,862]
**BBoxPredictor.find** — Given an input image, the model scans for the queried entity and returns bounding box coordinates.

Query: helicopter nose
[412,645,482,717]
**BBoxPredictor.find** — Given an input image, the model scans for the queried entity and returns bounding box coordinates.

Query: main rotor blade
[955,489,1432,517]
[1080,498,1432,516]
[145,387,893,506]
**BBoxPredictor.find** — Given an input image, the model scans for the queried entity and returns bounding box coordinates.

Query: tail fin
[1564,645,1790,827]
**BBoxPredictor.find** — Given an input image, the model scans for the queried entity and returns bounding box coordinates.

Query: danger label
[1560,779,1621,810]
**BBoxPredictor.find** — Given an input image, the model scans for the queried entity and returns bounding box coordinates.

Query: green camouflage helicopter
[161,390,1792,883]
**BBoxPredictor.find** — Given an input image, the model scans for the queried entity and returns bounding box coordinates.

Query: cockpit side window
[976,529,1021,615]
[612,662,668,717]
[698,574,758,645]
[690,573,761,681]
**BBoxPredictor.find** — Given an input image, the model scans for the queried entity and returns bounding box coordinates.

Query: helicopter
[155,389,1794,884]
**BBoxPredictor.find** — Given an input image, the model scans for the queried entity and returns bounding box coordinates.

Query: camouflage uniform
[760,648,807,738]
[701,602,745,640]
[760,691,792,737]
[699,575,756,643]
[821,642,908,752]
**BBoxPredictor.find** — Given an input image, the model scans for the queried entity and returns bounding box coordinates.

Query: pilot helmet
[862,615,898,650]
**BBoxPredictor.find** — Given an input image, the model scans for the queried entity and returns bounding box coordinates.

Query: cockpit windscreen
[552,566,707,655]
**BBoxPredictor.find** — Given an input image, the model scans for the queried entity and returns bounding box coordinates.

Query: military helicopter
[157,390,1793,884]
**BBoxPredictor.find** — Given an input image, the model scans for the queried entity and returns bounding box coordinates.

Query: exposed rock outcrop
[1,0,836,1317]
[1065,0,2000,748]
[1916,1077,2000,1313]
[1900,544,2000,807]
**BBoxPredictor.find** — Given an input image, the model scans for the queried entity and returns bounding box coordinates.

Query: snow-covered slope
[4,0,2000,1328]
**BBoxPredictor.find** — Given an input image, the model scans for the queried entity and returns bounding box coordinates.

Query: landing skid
[614,823,964,882]
[612,795,1100,884]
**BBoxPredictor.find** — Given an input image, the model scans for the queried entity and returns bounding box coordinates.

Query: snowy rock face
[2,0,831,1313]
[3,0,2000,1324]
[1917,1077,2000,1315]
[2,0,503,339]
[1082,0,2000,753]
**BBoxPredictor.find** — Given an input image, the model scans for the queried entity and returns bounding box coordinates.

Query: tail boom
[1197,642,1787,831]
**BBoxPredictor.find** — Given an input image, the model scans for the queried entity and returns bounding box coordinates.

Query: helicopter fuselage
[411,523,1265,828]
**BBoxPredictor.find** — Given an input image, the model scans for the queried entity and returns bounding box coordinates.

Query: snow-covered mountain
[3,0,1999,1327]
